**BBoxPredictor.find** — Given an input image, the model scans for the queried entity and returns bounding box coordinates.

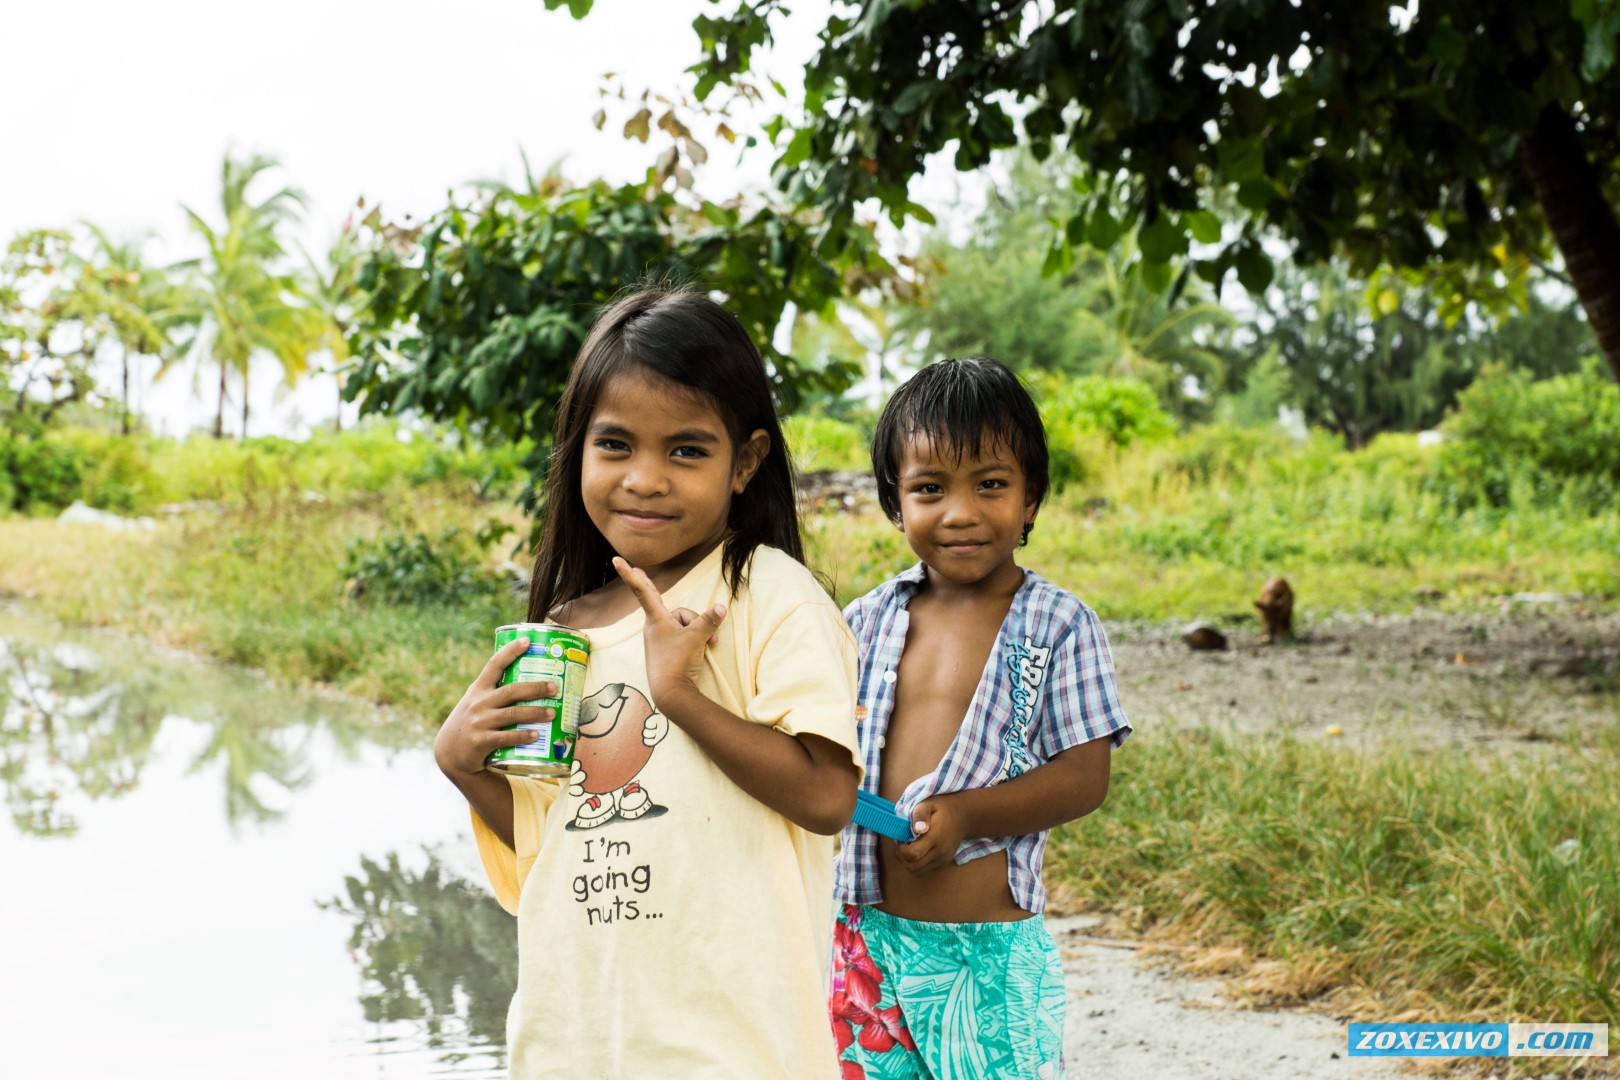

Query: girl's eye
[594,438,630,453]
[671,445,709,460]
[911,483,942,496]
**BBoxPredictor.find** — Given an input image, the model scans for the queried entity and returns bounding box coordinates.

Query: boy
[831,358,1132,1080]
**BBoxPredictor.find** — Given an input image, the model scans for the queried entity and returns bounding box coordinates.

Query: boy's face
[893,433,1036,590]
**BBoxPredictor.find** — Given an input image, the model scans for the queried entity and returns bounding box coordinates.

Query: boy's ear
[732,429,770,493]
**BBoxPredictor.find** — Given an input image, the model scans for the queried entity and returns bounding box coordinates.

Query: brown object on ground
[1254,576,1294,643]
[1182,624,1228,651]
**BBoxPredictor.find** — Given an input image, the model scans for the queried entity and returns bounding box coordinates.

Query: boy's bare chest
[877,596,1008,801]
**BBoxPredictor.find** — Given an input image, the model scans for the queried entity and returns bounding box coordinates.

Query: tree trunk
[1523,105,1620,383]
[214,358,227,439]
[120,350,131,436]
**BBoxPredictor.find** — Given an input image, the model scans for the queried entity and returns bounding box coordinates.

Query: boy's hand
[894,796,969,875]
[434,637,558,780]
[613,556,725,706]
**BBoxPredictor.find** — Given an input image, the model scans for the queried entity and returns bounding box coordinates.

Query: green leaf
[1237,179,1279,211]
[1087,204,1123,249]
[1234,245,1273,293]
[1185,210,1223,244]
[892,80,940,116]
[1138,213,1189,261]
[1217,139,1264,183]
[780,128,814,168]
[1140,257,1173,294]
[1582,21,1616,81]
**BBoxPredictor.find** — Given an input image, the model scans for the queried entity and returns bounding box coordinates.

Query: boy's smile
[582,370,767,588]
[895,434,1035,594]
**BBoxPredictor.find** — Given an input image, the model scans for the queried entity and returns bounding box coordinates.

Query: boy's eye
[980,478,1008,490]
[911,482,943,495]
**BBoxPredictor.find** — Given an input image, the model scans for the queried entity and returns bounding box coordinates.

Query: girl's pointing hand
[613,556,726,704]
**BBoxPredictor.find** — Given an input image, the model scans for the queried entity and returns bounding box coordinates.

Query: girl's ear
[731,429,771,493]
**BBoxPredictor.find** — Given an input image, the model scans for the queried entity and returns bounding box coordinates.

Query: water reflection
[323,848,516,1067]
[0,605,512,1078]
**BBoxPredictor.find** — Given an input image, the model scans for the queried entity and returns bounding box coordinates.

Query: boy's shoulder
[842,562,928,628]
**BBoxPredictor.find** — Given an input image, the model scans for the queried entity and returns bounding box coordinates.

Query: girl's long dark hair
[526,285,803,621]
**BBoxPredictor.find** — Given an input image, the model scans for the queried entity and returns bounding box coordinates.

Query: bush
[341,520,515,606]
[782,411,871,473]
[1037,374,1176,488]
[0,437,87,513]
[1435,361,1620,510]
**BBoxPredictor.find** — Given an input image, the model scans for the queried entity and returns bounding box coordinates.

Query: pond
[0,605,513,1079]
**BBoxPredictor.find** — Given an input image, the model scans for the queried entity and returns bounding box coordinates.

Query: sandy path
[1055,915,1407,1080]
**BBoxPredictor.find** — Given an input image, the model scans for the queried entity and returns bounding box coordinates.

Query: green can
[487,622,590,778]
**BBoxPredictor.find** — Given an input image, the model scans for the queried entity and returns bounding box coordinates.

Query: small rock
[1182,625,1228,651]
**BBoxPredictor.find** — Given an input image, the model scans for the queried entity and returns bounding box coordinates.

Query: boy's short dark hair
[871,357,1050,538]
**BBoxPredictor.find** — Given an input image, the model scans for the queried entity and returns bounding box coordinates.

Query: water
[0,606,513,1079]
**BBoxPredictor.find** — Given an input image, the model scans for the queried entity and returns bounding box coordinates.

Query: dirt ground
[1105,605,1620,752]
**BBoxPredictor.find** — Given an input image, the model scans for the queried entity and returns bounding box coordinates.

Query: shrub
[782,411,871,473]
[341,520,514,606]
[0,437,87,513]
[1036,374,1176,488]
[1435,361,1620,510]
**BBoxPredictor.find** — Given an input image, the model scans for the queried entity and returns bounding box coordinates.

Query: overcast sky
[4,0,853,436]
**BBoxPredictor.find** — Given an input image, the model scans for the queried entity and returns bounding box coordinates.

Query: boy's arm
[895,739,1110,875]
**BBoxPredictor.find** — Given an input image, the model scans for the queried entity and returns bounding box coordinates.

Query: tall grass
[1047,728,1620,1024]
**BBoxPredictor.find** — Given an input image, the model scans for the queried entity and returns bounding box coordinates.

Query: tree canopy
[344,165,892,491]
[550,0,1620,380]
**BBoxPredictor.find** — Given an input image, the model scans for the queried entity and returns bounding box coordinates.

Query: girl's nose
[621,459,670,496]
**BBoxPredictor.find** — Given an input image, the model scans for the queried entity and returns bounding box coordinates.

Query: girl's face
[581,369,769,586]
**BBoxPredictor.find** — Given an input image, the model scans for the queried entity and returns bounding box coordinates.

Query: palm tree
[177,153,321,438]
[1074,241,1235,422]
[301,219,367,432]
[76,224,195,434]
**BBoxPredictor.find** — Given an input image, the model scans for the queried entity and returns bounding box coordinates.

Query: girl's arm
[434,637,559,849]
[615,558,859,835]
[896,739,1111,875]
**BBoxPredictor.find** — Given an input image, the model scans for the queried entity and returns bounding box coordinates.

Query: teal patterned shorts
[829,904,1066,1080]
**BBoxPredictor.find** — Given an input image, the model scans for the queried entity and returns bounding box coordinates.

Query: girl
[434,286,861,1080]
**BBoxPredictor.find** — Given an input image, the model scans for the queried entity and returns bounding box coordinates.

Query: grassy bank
[1047,728,1620,1027]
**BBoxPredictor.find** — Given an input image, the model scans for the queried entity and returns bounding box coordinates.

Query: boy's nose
[939,496,980,526]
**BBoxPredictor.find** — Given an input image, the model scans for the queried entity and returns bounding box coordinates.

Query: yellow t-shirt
[470,543,859,1080]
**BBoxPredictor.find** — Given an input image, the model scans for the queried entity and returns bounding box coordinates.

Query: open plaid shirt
[833,562,1132,912]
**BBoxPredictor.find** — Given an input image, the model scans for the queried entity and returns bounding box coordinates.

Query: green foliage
[1251,261,1601,448]
[0,437,87,514]
[1,423,529,517]
[1436,361,1620,509]
[782,411,871,473]
[1037,374,1176,488]
[345,169,892,502]
[341,522,515,607]
[679,0,1620,376]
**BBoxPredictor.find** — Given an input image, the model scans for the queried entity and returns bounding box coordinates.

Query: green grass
[1047,727,1620,1025]
[0,484,526,724]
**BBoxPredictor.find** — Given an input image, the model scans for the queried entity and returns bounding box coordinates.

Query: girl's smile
[582,369,768,590]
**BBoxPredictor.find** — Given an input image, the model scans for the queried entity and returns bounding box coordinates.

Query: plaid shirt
[833,562,1132,912]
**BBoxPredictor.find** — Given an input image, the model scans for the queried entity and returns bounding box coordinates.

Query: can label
[487,623,590,778]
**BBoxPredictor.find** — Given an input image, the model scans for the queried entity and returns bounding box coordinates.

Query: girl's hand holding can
[434,637,558,780]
